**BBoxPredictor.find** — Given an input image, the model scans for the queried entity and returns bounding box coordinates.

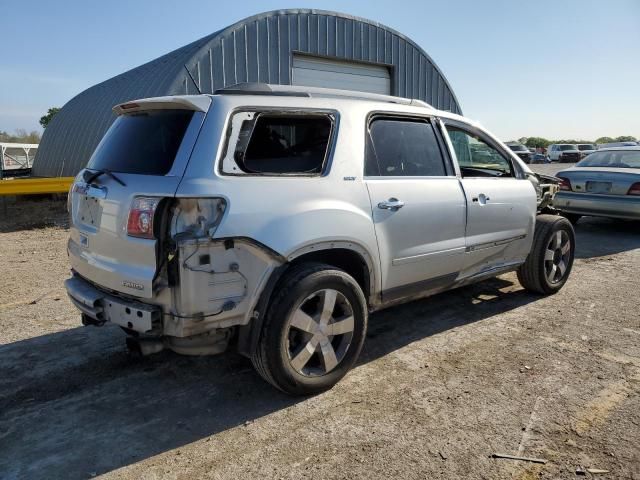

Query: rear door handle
[378,198,405,211]
[472,193,490,204]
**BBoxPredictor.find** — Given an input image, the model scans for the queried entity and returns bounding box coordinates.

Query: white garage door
[292,55,391,95]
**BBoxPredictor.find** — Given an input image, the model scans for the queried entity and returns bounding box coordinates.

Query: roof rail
[214,83,433,108]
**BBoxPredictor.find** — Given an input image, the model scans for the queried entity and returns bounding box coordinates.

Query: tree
[595,136,615,144]
[0,129,41,143]
[524,137,551,148]
[615,135,637,142]
[39,107,60,129]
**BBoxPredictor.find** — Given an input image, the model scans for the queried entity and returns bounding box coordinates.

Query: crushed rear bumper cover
[65,275,161,333]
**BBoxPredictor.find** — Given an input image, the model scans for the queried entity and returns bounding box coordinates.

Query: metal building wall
[34,9,461,177]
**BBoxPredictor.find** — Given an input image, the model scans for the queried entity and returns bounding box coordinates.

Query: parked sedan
[553,147,640,223]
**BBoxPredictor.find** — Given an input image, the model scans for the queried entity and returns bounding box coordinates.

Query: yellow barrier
[0,177,74,196]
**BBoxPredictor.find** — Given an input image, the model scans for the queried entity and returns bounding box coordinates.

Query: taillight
[627,182,640,196]
[558,177,572,191]
[127,197,161,238]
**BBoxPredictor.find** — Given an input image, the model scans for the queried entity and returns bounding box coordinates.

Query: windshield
[559,145,577,151]
[508,145,527,152]
[577,144,595,151]
[88,110,195,175]
[576,150,640,168]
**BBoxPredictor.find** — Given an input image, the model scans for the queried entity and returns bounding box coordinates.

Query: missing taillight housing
[127,197,161,239]
[627,182,640,196]
[558,177,572,191]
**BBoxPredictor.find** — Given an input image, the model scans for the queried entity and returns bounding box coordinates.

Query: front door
[364,116,467,302]
[442,122,537,278]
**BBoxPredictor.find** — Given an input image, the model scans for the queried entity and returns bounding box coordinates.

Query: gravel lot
[1,176,639,479]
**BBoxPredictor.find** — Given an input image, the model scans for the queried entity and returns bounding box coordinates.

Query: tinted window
[88,110,194,175]
[559,145,577,151]
[366,119,447,177]
[232,114,331,174]
[508,144,527,152]
[446,126,513,177]
[577,144,596,151]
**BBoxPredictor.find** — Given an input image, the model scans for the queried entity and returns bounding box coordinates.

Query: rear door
[441,120,536,278]
[68,104,207,298]
[364,115,467,302]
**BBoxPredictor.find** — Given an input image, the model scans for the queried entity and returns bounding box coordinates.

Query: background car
[553,147,640,224]
[530,153,548,164]
[576,143,597,159]
[505,142,531,163]
[597,141,639,149]
[547,144,581,163]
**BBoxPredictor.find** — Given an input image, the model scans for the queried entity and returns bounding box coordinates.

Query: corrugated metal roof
[34,9,461,177]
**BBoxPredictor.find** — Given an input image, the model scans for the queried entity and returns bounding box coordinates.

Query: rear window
[221,112,333,175]
[366,118,447,177]
[577,150,640,168]
[88,109,195,175]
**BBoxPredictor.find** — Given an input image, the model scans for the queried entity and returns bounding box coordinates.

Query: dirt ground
[1,187,639,480]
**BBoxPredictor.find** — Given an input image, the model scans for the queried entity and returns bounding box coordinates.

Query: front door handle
[378,198,405,211]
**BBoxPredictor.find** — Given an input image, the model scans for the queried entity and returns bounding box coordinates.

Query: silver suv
[66,84,575,395]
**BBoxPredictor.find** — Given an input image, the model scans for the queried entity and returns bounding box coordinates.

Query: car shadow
[573,216,640,259]
[0,196,68,233]
[0,276,539,479]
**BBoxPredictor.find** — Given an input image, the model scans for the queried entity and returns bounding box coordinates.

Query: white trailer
[0,143,38,178]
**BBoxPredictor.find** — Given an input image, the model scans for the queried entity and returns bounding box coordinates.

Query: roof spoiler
[113,95,212,115]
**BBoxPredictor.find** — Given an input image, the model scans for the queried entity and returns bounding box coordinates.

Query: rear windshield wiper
[83,169,126,187]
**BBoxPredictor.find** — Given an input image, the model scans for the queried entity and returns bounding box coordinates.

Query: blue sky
[1,0,638,140]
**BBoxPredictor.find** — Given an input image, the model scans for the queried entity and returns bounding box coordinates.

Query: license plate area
[102,296,161,333]
[74,183,107,230]
[586,181,612,194]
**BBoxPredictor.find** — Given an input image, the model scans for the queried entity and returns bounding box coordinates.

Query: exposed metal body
[34,9,461,178]
[65,85,540,357]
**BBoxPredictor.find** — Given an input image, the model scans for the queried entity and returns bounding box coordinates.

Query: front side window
[445,126,514,178]
[221,112,333,175]
[366,118,447,177]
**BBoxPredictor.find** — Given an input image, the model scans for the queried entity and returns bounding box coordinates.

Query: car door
[441,120,536,279]
[364,115,467,303]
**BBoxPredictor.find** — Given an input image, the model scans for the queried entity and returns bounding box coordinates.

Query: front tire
[251,263,368,395]
[517,215,575,294]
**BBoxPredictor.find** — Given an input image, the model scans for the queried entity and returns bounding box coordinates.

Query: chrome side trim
[392,246,466,266]
[465,234,527,253]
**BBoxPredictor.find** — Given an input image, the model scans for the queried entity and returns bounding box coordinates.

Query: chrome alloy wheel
[284,289,355,377]
[545,230,571,284]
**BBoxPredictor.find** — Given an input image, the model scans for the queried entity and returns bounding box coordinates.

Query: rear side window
[366,118,447,177]
[221,112,333,175]
[88,110,195,175]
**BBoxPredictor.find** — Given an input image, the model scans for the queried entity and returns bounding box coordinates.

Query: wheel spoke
[561,240,571,255]
[290,309,317,334]
[548,264,557,281]
[553,231,562,249]
[544,249,555,261]
[319,290,337,325]
[327,315,354,336]
[319,337,339,373]
[290,337,319,371]
[557,260,567,277]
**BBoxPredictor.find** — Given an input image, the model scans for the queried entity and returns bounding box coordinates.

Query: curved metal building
[34,9,461,177]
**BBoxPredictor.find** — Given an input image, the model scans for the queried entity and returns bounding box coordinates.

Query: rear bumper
[65,275,161,333]
[553,191,640,219]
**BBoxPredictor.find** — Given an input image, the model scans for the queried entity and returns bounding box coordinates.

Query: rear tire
[251,263,368,395]
[517,215,575,295]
